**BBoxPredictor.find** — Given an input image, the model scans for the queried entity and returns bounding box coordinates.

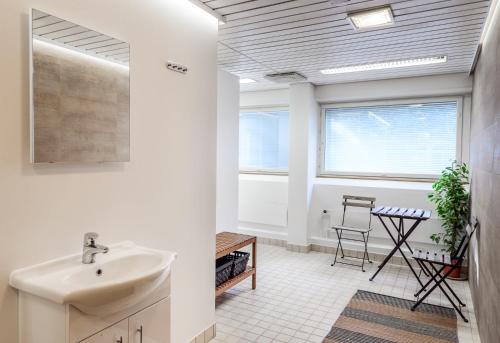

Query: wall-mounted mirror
[30,9,130,163]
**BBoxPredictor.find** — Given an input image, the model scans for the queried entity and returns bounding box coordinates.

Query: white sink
[9,242,176,316]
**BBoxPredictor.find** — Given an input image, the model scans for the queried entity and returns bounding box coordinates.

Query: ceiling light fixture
[320,56,447,74]
[240,78,256,84]
[347,6,394,30]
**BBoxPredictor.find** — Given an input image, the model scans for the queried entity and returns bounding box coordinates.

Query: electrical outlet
[166,61,188,74]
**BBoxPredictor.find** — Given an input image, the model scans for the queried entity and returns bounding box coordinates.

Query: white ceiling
[204,0,491,91]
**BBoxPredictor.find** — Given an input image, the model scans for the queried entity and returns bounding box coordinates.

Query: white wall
[315,73,474,102]
[309,179,442,254]
[239,174,288,238]
[216,69,240,233]
[238,73,473,254]
[0,1,217,342]
[287,83,318,247]
[240,88,290,108]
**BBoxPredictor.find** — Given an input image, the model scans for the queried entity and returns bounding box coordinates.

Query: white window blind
[240,110,289,172]
[322,100,458,177]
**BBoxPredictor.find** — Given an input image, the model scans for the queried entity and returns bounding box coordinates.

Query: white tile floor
[214,243,480,343]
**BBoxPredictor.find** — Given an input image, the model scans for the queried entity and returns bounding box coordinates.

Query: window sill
[239,173,288,182]
[314,176,434,191]
[238,174,433,190]
[317,172,438,183]
[239,170,288,176]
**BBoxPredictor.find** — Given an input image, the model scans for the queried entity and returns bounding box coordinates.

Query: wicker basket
[231,251,250,277]
[215,255,234,287]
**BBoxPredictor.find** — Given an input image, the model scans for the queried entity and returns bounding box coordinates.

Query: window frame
[239,106,290,175]
[318,96,464,181]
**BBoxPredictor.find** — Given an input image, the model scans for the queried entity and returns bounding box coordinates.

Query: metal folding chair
[411,218,479,322]
[330,195,376,272]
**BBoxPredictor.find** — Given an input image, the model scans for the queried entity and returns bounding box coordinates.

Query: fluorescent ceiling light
[240,78,256,84]
[348,6,394,30]
[320,56,447,74]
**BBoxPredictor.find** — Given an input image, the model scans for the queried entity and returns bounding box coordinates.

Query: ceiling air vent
[264,72,307,83]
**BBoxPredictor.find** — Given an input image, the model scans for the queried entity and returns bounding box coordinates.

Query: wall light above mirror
[30,9,130,163]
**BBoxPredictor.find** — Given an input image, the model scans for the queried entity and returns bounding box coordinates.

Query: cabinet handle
[137,325,143,343]
[116,337,123,343]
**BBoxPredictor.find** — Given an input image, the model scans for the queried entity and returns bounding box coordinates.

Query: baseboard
[286,243,311,253]
[257,237,312,254]
[257,236,417,267]
[238,226,288,240]
[241,230,425,267]
[256,236,287,247]
[188,323,216,343]
[310,244,419,267]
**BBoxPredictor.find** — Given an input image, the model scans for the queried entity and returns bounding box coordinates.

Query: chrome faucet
[82,232,109,264]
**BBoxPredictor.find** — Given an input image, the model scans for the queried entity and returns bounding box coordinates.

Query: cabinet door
[129,298,170,343]
[81,319,128,343]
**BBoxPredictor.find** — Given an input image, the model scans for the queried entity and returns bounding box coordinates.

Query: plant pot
[444,259,461,279]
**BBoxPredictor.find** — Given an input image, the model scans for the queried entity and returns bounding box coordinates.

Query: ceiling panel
[207,0,490,91]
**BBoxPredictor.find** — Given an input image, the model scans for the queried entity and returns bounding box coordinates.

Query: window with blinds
[239,109,289,172]
[322,100,458,178]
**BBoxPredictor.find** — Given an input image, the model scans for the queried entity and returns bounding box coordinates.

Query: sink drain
[96,268,103,277]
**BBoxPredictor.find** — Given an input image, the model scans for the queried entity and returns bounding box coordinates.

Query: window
[239,109,289,173]
[321,99,460,179]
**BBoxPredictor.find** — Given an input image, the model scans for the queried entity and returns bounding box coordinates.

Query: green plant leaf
[428,161,470,253]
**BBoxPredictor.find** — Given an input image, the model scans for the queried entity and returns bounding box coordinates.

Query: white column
[216,69,240,233]
[287,83,319,249]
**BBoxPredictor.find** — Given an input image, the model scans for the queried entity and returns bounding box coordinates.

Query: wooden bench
[216,232,256,296]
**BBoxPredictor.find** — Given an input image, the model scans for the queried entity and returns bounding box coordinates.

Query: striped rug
[323,290,458,343]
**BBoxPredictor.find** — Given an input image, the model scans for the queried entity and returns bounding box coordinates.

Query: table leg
[252,240,256,290]
[387,219,425,287]
[389,217,428,285]
[369,216,400,281]
[370,217,423,287]
[389,217,428,277]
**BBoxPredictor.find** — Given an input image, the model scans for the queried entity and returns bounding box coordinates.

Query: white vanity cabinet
[18,276,172,343]
[81,319,128,343]
[129,298,170,343]
[81,298,170,343]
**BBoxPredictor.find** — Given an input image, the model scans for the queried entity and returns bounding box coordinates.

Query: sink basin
[9,242,176,316]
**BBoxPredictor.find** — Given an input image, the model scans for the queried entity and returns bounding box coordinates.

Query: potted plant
[428,161,470,279]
